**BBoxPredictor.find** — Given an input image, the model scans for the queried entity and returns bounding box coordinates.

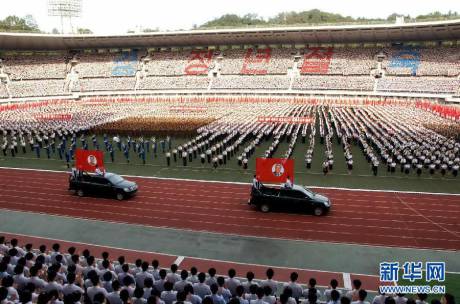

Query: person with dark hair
[283,272,302,300]
[242,272,257,294]
[48,289,63,304]
[193,273,211,300]
[132,287,147,304]
[44,271,63,294]
[441,294,455,304]
[166,264,180,284]
[150,260,160,281]
[301,290,318,304]
[328,290,340,304]
[384,298,396,304]
[249,287,268,304]
[187,267,199,284]
[235,285,249,304]
[393,294,408,304]
[216,277,231,303]
[174,270,189,292]
[107,281,122,304]
[161,281,177,304]
[154,269,168,294]
[225,269,240,297]
[62,272,84,297]
[115,257,126,275]
[260,269,277,296]
[122,276,136,297]
[50,244,61,264]
[324,279,341,302]
[416,294,428,304]
[136,262,154,289]
[143,278,154,300]
[0,237,7,255]
[245,285,258,302]
[87,273,109,303]
[102,271,114,292]
[205,269,217,287]
[341,297,352,304]
[346,279,362,301]
[64,247,76,266]
[13,264,28,291]
[303,278,321,300]
[118,264,134,287]
[372,291,387,304]
[2,276,19,302]
[0,287,9,304]
[206,284,225,304]
[119,289,130,304]
[262,286,275,304]
[351,290,369,304]
[134,260,143,275]
[183,284,202,304]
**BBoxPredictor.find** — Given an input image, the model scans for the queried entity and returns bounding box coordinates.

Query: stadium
[0,3,459,304]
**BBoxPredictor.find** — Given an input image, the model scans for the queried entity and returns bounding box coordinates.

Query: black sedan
[248,184,331,215]
[69,172,137,200]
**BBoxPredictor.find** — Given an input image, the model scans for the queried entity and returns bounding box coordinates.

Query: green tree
[0,15,40,32]
[77,28,93,34]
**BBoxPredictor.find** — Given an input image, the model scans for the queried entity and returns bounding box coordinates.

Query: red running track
[0,168,459,251]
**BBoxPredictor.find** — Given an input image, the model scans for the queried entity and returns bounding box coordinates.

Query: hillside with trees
[198,9,460,29]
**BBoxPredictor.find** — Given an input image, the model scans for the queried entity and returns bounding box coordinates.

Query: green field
[1,132,459,193]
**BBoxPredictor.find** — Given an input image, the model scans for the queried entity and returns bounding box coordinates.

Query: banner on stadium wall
[256,158,294,183]
[75,149,105,172]
[257,116,313,124]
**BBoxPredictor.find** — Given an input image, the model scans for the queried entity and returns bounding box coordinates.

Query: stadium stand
[0,46,459,96]
[211,76,290,90]
[8,80,68,98]
[1,54,68,80]
[376,77,460,94]
[139,76,210,90]
[292,76,375,91]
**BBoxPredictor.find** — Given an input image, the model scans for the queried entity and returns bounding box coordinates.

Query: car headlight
[123,187,130,192]
[323,200,330,207]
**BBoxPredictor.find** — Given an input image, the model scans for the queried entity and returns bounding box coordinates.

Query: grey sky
[1,0,459,34]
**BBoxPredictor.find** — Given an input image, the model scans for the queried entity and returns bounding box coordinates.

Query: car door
[280,189,307,212]
[92,176,113,197]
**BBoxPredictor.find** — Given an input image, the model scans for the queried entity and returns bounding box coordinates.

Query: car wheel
[313,206,324,216]
[116,193,124,201]
[76,189,84,197]
[260,204,270,213]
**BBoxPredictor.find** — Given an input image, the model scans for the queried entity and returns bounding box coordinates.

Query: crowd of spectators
[0,47,459,97]
[8,80,68,98]
[376,77,460,94]
[139,76,210,90]
[292,76,375,91]
[1,54,68,80]
[211,76,290,90]
[77,78,136,92]
[2,236,456,304]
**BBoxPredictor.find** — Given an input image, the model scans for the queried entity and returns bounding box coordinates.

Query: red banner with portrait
[256,158,294,183]
[75,149,105,172]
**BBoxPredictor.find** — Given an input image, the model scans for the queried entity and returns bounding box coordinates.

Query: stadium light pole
[47,0,82,34]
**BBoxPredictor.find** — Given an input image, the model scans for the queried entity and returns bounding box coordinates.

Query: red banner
[75,149,105,172]
[256,158,294,183]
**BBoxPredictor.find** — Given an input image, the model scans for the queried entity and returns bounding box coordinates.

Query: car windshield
[302,187,315,198]
[106,174,124,184]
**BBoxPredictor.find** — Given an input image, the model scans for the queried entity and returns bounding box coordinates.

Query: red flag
[75,149,105,172]
[256,158,294,183]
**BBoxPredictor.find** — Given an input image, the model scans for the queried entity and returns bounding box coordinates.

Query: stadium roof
[1,19,460,50]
